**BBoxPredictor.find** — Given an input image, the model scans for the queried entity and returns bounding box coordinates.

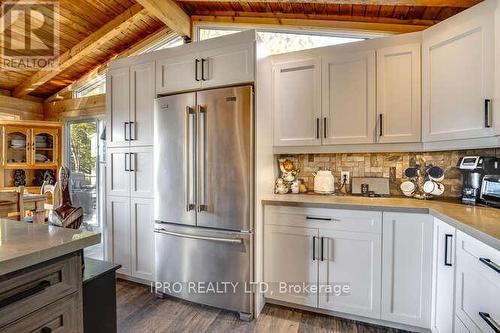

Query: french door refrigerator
[153,85,253,320]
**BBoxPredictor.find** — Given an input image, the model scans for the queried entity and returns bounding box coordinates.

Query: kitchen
[0,0,499,332]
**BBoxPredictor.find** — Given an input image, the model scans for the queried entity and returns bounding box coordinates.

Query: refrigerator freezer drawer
[154,223,253,316]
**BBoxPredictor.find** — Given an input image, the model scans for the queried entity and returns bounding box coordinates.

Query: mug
[400,181,416,197]
[423,180,444,196]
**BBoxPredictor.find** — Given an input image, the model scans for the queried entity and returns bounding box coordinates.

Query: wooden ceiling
[0,0,481,100]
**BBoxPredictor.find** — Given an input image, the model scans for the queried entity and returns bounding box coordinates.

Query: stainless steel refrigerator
[153,85,253,320]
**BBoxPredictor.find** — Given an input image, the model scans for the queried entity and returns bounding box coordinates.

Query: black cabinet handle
[129,153,135,172]
[479,257,500,274]
[320,237,324,261]
[0,280,50,309]
[124,153,129,172]
[41,327,52,333]
[306,216,332,221]
[479,312,500,333]
[312,236,316,260]
[444,234,453,266]
[379,114,383,137]
[323,117,327,138]
[124,122,129,141]
[129,121,135,141]
[201,58,207,81]
[195,59,200,81]
[316,118,320,139]
[485,99,492,128]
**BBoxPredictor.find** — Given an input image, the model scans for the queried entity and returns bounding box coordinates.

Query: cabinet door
[201,42,255,89]
[107,67,130,148]
[319,230,381,319]
[130,62,155,147]
[3,126,30,167]
[322,50,376,145]
[377,44,421,143]
[31,128,58,167]
[264,224,319,307]
[422,1,495,141]
[156,53,201,95]
[129,146,153,198]
[381,213,434,328]
[106,196,131,275]
[106,147,130,197]
[273,58,321,147]
[431,218,456,333]
[130,197,154,281]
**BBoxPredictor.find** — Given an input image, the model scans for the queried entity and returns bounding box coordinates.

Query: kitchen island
[0,219,100,332]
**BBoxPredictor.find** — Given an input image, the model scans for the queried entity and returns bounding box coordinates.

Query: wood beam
[12,3,147,98]
[192,12,434,34]
[178,0,481,8]
[46,27,175,102]
[135,0,191,38]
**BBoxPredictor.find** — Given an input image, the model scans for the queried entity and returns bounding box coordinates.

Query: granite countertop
[262,194,500,251]
[0,219,101,276]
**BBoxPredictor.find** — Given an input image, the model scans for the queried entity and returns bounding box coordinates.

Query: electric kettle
[313,169,335,194]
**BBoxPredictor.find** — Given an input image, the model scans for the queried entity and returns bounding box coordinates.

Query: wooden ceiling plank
[135,0,191,38]
[46,27,174,101]
[12,3,147,97]
[179,0,481,7]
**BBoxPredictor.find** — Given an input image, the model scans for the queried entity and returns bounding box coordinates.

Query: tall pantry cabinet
[106,61,155,282]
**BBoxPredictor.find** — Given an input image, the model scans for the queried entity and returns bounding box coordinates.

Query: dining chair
[50,166,83,229]
[0,186,24,221]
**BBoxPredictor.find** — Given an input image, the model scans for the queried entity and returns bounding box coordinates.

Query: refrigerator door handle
[154,228,243,244]
[186,106,196,211]
[197,105,207,212]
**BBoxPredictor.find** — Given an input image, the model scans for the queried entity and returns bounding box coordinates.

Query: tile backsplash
[278,148,500,197]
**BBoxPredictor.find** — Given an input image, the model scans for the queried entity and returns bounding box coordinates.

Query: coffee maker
[457,156,500,205]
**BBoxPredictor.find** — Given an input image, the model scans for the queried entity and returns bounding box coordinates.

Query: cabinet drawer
[265,205,382,233]
[1,292,82,333]
[0,253,81,327]
[455,231,500,332]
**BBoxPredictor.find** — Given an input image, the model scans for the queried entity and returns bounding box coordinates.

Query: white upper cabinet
[107,67,130,148]
[156,52,201,95]
[273,58,322,146]
[130,62,155,147]
[381,212,433,328]
[321,50,376,145]
[318,229,381,319]
[201,42,255,89]
[422,0,496,142]
[377,44,421,143]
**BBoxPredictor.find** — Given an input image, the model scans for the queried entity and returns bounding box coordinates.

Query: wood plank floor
[116,279,412,333]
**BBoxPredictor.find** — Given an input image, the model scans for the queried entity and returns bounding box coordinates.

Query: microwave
[480,175,500,208]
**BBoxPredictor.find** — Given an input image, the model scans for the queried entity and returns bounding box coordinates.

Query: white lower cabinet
[381,212,433,328]
[318,230,381,319]
[431,218,456,333]
[455,316,470,333]
[264,206,382,319]
[264,224,318,307]
[106,196,154,281]
[455,230,500,333]
[106,196,131,276]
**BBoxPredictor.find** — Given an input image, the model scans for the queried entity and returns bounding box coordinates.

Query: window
[197,27,367,55]
[74,34,184,98]
[74,74,105,98]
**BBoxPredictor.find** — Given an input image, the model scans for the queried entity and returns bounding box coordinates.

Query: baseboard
[116,273,152,287]
[265,298,431,333]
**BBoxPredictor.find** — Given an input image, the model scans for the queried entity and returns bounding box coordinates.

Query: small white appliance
[313,170,335,194]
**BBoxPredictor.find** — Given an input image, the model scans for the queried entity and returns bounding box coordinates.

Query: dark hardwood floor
[116,279,412,333]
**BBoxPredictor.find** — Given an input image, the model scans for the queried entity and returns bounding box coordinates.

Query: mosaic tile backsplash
[278,148,500,198]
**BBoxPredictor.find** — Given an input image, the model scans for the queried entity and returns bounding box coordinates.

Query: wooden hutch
[0,120,63,193]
